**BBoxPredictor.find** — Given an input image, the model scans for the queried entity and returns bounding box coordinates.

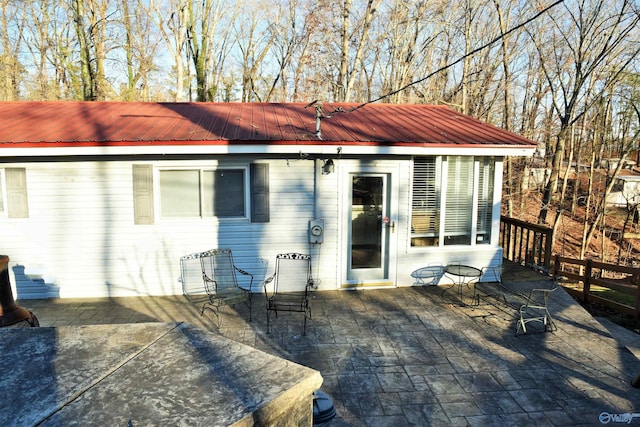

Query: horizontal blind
[476,157,494,243]
[411,157,440,236]
[444,156,473,243]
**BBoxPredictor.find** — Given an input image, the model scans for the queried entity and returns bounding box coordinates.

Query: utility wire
[340,0,567,114]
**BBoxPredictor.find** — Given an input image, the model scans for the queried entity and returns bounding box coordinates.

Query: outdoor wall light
[322,159,335,175]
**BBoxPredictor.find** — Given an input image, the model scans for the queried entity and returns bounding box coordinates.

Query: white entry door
[343,169,398,288]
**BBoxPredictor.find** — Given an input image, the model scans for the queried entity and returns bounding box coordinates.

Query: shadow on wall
[13,265,60,300]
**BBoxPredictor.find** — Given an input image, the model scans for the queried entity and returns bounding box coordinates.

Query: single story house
[0,102,536,299]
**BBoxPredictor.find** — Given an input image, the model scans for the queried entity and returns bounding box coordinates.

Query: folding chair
[516,284,558,336]
[264,253,313,335]
[200,248,253,327]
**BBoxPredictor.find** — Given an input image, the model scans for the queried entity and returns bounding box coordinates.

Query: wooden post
[584,258,592,304]
[543,231,553,271]
[634,272,640,322]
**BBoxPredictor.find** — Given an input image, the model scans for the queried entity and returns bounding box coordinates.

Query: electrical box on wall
[309,219,324,244]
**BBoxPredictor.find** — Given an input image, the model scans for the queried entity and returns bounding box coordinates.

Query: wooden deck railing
[552,255,640,321]
[499,215,553,271]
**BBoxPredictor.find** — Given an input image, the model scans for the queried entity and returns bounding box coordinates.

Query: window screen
[202,170,245,217]
[160,170,201,217]
[160,169,245,218]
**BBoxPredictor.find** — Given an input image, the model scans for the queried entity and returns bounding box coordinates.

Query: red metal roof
[0,101,536,149]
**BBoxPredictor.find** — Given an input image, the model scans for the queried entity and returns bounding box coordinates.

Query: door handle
[383,217,395,233]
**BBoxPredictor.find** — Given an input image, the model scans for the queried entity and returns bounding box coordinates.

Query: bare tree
[334,0,382,102]
[0,0,25,100]
[118,0,161,101]
[70,0,113,100]
[532,0,640,224]
[145,0,189,101]
[263,0,316,102]
[234,0,275,102]
[376,0,432,104]
[185,0,235,102]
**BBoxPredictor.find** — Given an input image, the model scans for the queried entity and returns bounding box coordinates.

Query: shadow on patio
[21,264,640,426]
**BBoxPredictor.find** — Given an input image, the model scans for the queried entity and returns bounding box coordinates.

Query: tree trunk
[71,0,93,100]
[540,124,569,224]
[336,0,351,101]
[580,151,596,260]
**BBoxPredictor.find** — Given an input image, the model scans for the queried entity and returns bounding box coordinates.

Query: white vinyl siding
[0,156,503,298]
[0,160,318,298]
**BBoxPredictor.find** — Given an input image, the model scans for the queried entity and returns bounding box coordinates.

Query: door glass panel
[351,176,383,269]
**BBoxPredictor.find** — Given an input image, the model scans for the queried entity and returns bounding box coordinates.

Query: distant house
[606,173,640,208]
[0,102,536,298]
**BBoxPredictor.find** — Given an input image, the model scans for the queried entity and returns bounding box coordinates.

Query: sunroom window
[411,156,495,247]
[476,157,495,244]
[411,157,441,246]
[159,168,246,218]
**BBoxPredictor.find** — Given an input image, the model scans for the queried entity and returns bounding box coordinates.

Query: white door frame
[338,163,399,289]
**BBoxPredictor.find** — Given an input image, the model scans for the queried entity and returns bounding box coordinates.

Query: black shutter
[250,163,269,223]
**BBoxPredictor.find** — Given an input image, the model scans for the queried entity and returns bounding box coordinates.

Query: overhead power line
[340,0,566,114]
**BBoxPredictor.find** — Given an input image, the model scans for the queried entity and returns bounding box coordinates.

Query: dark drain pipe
[0,255,39,327]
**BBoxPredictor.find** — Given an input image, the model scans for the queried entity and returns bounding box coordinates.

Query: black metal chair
[200,248,253,327]
[264,253,313,335]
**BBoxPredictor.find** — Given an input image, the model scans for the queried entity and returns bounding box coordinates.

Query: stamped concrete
[1,322,322,426]
[14,267,640,427]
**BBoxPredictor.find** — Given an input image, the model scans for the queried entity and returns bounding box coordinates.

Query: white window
[476,157,495,244]
[411,157,441,246]
[411,156,494,247]
[159,168,247,218]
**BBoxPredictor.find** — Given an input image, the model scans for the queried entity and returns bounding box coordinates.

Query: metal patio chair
[200,248,253,327]
[516,283,558,336]
[264,253,313,335]
[410,264,444,286]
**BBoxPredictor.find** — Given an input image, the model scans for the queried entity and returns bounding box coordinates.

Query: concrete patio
[15,266,640,426]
